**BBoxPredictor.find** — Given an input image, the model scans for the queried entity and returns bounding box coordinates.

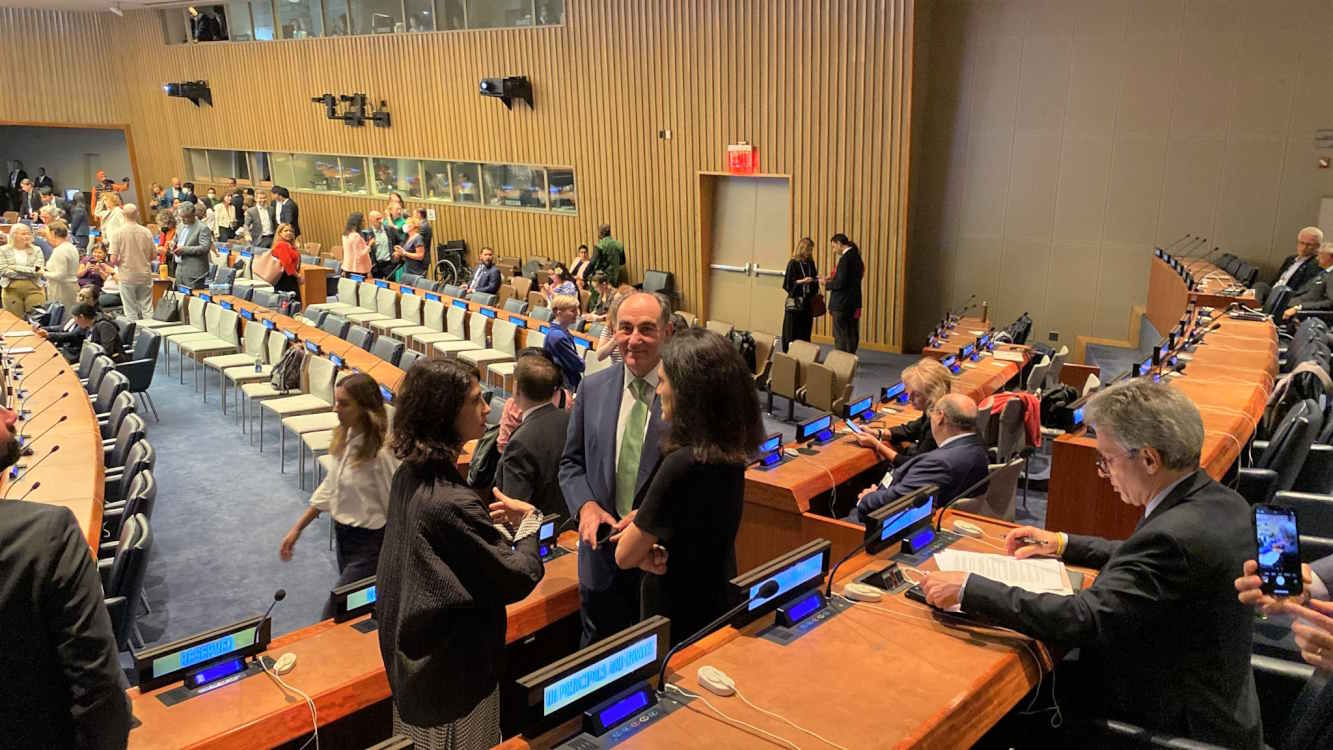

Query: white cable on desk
[733,686,851,750]
[664,683,802,749]
[259,657,320,750]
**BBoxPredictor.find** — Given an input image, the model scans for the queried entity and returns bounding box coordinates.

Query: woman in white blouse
[0,223,47,317]
[95,192,127,242]
[279,372,399,617]
[42,220,80,308]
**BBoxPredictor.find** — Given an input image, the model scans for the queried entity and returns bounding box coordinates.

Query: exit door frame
[698,170,794,325]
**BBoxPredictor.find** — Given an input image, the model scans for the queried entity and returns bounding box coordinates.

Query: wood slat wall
[4,0,913,349]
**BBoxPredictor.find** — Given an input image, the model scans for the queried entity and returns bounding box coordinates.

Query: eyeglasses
[1095,448,1139,477]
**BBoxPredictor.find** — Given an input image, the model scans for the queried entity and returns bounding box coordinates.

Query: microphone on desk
[19,368,67,404]
[8,346,51,370]
[21,414,67,456]
[6,444,60,489]
[1177,237,1208,257]
[261,588,287,631]
[655,579,780,693]
[934,464,1021,533]
[12,351,59,384]
[20,391,68,424]
[952,294,977,320]
[1161,234,1193,253]
[4,480,41,503]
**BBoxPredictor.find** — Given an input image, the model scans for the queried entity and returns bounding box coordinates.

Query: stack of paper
[934,549,1073,597]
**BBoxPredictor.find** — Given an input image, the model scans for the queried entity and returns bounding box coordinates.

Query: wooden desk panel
[128,534,583,750]
[1047,313,1275,539]
[505,512,1065,750]
[0,316,105,552]
[922,315,993,357]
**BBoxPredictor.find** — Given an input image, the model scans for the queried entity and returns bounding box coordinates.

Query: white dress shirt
[614,364,660,469]
[1277,257,1308,288]
[309,432,399,529]
[257,205,274,236]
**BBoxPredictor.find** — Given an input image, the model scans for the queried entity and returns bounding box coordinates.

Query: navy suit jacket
[856,433,988,515]
[559,364,666,591]
[472,265,502,294]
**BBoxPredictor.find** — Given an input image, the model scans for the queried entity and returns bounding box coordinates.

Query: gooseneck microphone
[935,465,1018,533]
[19,366,67,405]
[826,540,872,597]
[656,579,780,693]
[21,414,67,456]
[9,346,52,370]
[19,392,69,424]
[6,480,41,503]
[261,589,287,630]
[6,444,59,491]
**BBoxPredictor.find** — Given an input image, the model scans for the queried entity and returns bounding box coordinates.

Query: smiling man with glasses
[921,379,1260,748]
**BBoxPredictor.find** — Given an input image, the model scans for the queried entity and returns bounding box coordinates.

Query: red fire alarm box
[727,142,758,174]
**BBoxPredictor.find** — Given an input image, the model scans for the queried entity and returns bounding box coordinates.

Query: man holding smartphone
[1237,552,1333,671]
[921,380,1260,748]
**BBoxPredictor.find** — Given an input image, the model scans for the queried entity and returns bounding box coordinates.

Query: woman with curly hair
[376,359,544,749]
[613,327,764,645]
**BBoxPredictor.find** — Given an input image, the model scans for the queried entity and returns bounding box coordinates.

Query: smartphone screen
[845,419,865,435]
[1254,504,1302,596]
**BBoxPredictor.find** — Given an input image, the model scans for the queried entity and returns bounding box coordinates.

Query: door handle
[709,263,749,273]
[753,266,784,278]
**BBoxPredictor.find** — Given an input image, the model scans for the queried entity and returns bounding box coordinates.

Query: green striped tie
[615,378,650,517]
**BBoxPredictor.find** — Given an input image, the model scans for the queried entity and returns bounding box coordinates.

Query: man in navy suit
[850,393,988,523]
[560,291,671,645]
[464,246,502,296]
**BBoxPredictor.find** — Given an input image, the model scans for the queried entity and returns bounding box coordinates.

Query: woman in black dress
[781,237,818,351]
[613,328,765,645]
[376,359,545,749]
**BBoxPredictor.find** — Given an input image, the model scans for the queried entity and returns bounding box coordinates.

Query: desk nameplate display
[553,692,696,750]
[757,594,852,647]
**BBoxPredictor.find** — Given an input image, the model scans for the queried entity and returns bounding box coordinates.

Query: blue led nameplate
[425,292,441,302]
[262,319,276,330]
[401,286,415,295]
[881,382,908,403]
[153,625,259,678]
[543,633,659,716]
[960,343,975,359]
[345,584,376,611]
[797,414,832,442]
[509,315,526,326]
[198,293,212,303]
[748,552,825,611]
[380,385,393,403]
[283,330,298,341]
[187,657,245,689]
[540,325,551,335]
[178,285,192,295]
[760,434,782,454]
[1072,406,1084,426]
[452,299,468,309]
[304,340,319,353]
[374,280,389,288]
[330,354,344,368]
[241,309,255,321]
[847,396,873,420]
[598,689,650,729]
[480,308,496,319]
[879,495,935,543]
[349,274,365,282]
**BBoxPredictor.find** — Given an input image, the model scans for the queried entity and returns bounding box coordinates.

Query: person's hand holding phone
[1235,559,1312,613]
[1284,598,1333,670]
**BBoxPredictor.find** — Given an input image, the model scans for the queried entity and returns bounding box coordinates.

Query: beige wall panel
[1155,136,1227,244]
[1043,240,1100,339]
[1003,133,1061,242]
[1050,135,1113,243]
[1101,136,1168,245]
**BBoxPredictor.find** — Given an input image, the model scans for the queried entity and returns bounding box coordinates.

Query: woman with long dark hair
[613,328,765,644]
[377,359,544,749]
[781,236,818,351]
[279,373,397,617]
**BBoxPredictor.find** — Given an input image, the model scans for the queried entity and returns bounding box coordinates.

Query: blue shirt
[543,324,585,391]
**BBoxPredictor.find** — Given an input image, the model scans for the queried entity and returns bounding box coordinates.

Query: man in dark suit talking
[495,352,571,518]
[560,291,671,645]
[825,232,864,353]
[922,380,1260,749]
[850,393,988,523]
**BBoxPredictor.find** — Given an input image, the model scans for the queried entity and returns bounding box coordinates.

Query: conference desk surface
[921,315,995,358]
[501,510,1078,750]
[736,346,1030,572]
[1047,311,1276,539]
[126,533,582,750]
[0,313,105,553]
[1147,254,1256,335]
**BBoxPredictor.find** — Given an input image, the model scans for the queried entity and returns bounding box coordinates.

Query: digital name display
[348,274,365,282]
[597,689,650,729]
[542,634,659,716]
[846,395,873,420]
[241,310,255,321]
[797,414,832,441]
[747,552,825,611]
[305,340,320,354]
[401,286,415,295]
[1072,406,1084,426]
[540,325,551,335]
[960,343,975,359]
[380,385,393,403]
[198,293,212,303]
[152,625,258,678]
[178,286,192,295]
[509,315,527,326]
[262,319,276,330]
[882,382,908,403]
[452,299,468,309]
[878,495,935,543]
[187,657,245,688]
[760,433,782,454]
[375,280,390,288]
[220,301,233,310]
[345,584,376,612]
[424,293,441,302]
[480,308,496,319]
[330,354,345,368]
[283,330,297,341]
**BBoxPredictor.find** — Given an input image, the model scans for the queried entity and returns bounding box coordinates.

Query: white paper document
[4,347,35,355]
[2,330,34,338]
[935,549,1074,597]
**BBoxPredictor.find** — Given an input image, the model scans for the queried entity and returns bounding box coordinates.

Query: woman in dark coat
[376,359,545,749]
[781,236,818,351]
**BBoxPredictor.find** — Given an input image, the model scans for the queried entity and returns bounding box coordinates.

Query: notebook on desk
[933,549,1076,611]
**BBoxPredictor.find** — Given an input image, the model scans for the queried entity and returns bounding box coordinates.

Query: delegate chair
[429,311,488,359]
[503,298,528,316]
[391,297,446,345]
[526,291,546,310]
[486,330,543,393]
[346,325,376,352]
[511,275,533,301]
[225,327,290,424]
[951,458,1023,521]
[750,331,776,387]
[103,413,147,477]
[92,371,130,419]
[202,320,269,411]
[320,314,351,340]
[459,319,519,379]
[115,330,162,421]
[1238,399,1321,505]
[98,391,137,442]
[104,440,154,506]
[410,304,468,352]
[101,470,155,544]
[257,354,338,462]
[468,292,498,307]
[372,292,424,338]
[175,308,242,392]
[705,319,735,337]
[398,348,424,371]
[307,276,362,314]
[442,284,465,299]
[370,336,404,366]
[529,306,552,323]
[98,513,151,651]
[345,286,397,325]
[768,340,821,420]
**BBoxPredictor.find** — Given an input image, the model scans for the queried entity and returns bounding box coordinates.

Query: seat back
[976,405,997,448]
[1259,399,1321,493]
[119,471,157,529]
[527,291,547,309]
[443,283,465,299]
[422,299,446,332]
[676,311,697,328]
[265,328,289,364]
[95,370,130,413]
[491,319,518,355]
[751,332,776,380]
[705,319,734,337]
[526,330,547,350]
[1279,666,1333,750]
[1263,285,1292,317]
[108,413,147,468]
[578,288,590,312]
[445,305,467,335]
[769,352,799,400]
[468,312,489,348]
[401,273,423,288]
[497,284,515,309]
[307,356,338,403]
[529,306,552,322]
[200,303,222,334]
[952,459,1023,522]
[802,363,837,412]
[511,276,533,300]
[321,314,350,339]
[115,318,136,350]
[469,292,499,307]
[398,294,423,325]
[241,320,267,358]
[398,348,424,371]
[1025,355,1051,393]
[133,328,162,363]
[253,289,280,309]
[1047,345,1069,390]
[357,281,379,308]
[336,276,358,303]
[77,340,105,380]
[112,440,156,504]
[994,398,1027,461]
[1082,373,1101,396]
[109,513,152,651]
[102,391,137,440]
[185,297,207,326]
[821,350,858,411]
[86,355,116,394]
[1273,491,1333,538]
[347,325,375,351]
[376,287,398,318]
[504,298,529,315]
[371,335,404,365]
[215,310,241,345]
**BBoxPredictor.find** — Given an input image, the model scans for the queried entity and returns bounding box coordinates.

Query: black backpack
[729,329,757,372]
[1039,385,1079,426]
[467,421,502,490]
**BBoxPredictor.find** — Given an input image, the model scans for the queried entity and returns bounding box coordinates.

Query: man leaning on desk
[922,380,1261,749]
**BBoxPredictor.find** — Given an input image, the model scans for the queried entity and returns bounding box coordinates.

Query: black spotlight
[479,76,533,110]
[164,80,212,107]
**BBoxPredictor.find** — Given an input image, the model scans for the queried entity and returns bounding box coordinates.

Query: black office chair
[75,340,104,381]
[105,440,154,506]
[304,309,330,328]
[320,314,350,339]
[401,273,423,288]
[115,318,137,352]
[90,373,130,423]
[370,335,404,366]
[346,325,375,351]
[104,413,147,474]
[1263,285,1292,317]
[116,328,161,421]
[102,470,156,542]
[1272,491,1333,537]
[83,354,117,395]
[1239,399,1321,505]
[469,292,499,307]
[503,298,529,315]
[99,513,151,651]
[398,348,424,371]
[98,391,137,441]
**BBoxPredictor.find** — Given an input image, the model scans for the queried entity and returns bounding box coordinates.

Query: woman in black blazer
[850,357,952,466]
[376,359,545,750]
[781,237,818,351]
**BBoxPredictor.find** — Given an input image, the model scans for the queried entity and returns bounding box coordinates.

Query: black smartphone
[1254,504,1302,597]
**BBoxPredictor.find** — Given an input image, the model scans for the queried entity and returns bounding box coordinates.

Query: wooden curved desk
[0,311,105,553]
[501,511,1078,750]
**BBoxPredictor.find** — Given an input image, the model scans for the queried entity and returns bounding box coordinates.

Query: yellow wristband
[1056,532,1068,557]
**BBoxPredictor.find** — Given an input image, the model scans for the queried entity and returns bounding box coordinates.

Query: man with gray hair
[110,204,156,320]
[850,392,988,522]
[921,380,1260,748]
[1264,226,1325,300]
[172,201,213,290]
[1281,242,1333,321]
